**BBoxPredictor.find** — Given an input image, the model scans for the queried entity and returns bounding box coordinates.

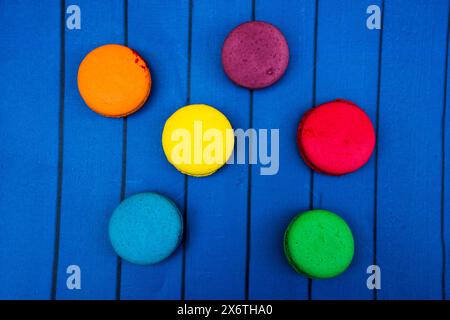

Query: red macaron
[297,100,376,176]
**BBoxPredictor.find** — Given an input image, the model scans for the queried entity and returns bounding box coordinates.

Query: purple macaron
[221,21,289,89]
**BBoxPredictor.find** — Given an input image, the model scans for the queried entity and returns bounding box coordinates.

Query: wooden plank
[249,0,316,299]
[0,1,61,299]
[55,0,124,299]
[311,0,381,300]
[184,0,251,299]
[119,0,189,300]
[444,3,450,301]
[377,0,448,299]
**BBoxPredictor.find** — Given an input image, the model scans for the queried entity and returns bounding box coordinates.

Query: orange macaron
[78,44,152,117]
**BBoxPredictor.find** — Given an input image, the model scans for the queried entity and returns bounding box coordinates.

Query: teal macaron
[109,192,183,265]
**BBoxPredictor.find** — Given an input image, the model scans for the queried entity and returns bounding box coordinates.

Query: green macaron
[284,209,354,279]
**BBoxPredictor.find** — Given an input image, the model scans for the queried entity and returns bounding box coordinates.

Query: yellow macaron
[78,44,151,117]
[162,104,235,177]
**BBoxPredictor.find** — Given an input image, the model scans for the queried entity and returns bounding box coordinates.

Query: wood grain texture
[184,0,251,299]
[444,2,450,301]
[0,0,61,299]
[0,0,449,300]
[55,0,125,299]
[377,0,449,299]
[311,0,381,300]
[120,0,189,300]
[249,0,315,299]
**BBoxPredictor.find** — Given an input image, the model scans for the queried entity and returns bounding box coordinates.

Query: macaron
[78,44,151,117]
[297,100,376,175]
[284,210,354,279]
[109,192,183,265]
[222,21,289,89]
[162,104,234,177]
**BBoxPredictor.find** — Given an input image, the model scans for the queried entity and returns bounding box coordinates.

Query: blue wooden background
[0,0,449,300]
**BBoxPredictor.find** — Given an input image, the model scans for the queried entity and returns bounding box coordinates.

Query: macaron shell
[162,104,235,177]
[109,192,183,265]
[284,210,354,279]
[296,109,325,174]
[78,44,151,117]
[297,100,375,175]
[222,21,289,89]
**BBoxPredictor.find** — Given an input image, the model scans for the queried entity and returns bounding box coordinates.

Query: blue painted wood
[55,0,124,299]
[184,0,251,299]
[119,0,189,300]
[249,0,316,299]
[0,0,61,299]
[444,6,450,301]
[311,0,381,300]
[377,0,448,299]
[0,0,449,300]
